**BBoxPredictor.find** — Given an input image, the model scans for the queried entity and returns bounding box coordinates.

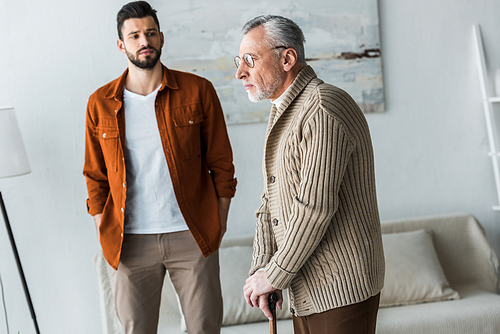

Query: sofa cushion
[380,229,460,307]
[377,285,500,334]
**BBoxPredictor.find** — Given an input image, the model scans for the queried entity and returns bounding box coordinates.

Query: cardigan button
[290,308,295,315]
[269,176,276,183]
[272,218,278,226]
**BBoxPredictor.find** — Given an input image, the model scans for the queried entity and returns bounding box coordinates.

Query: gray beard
[247,61,284,103]
[248,76,284,103]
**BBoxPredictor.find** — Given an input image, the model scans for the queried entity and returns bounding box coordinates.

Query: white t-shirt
[123,85,189,234]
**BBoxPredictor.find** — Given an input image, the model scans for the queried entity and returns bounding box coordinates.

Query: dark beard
[127,47,161,70]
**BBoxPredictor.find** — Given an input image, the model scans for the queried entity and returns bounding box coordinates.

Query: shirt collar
[271,85,292,109]
[104,63,178,100]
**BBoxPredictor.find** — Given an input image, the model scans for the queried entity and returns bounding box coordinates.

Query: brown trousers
[292,293,381,334]
[114,231,223,334]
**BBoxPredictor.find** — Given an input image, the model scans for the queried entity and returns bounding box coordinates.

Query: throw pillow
[380,229,460,307]
[219,245,291,326]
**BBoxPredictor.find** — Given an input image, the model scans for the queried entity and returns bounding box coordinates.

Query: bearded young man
[236,15,385,334]
[83,2,236,333]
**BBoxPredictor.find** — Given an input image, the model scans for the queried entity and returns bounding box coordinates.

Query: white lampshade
[0,107,31,178]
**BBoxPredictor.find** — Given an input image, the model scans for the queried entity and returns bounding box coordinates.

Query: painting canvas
[159,0,384,125]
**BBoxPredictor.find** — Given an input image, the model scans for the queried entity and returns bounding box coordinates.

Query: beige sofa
[95,213,500,334]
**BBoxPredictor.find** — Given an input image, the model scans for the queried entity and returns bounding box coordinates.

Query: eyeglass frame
[234,46,288,69]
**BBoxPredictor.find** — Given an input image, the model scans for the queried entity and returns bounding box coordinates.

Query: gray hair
[242,15,306,64]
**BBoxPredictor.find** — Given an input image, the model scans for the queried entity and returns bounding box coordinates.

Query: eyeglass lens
[234,54,254,68]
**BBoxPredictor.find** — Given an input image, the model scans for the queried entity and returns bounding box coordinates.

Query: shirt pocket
[95,127,120,172]
[172,111,204,160]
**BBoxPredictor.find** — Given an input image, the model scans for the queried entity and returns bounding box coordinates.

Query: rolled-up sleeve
[83,96,110,216]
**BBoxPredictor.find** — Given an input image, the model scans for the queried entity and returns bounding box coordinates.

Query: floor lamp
[0,107,40,334]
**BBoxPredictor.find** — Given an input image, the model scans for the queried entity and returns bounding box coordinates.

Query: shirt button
[121,208,124,212]
[272,218,278,226]
[269,176,276,183]
[188,120,194,124]
[122,183,126,187]
[120,233,123,237]
[102,133,106,138]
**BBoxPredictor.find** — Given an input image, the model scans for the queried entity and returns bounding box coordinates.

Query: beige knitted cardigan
[250,65,385,316]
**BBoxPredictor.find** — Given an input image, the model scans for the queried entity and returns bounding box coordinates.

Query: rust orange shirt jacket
[83,65,237,270]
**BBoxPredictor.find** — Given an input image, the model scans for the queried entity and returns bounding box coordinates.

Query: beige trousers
[114,231,222,334]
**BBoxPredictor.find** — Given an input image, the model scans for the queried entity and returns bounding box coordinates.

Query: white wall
[0,0,499,333]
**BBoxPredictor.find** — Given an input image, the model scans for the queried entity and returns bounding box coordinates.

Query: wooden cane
[268,292,280,334]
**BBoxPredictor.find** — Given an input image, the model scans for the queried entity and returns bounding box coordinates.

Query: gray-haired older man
[236,15,385,334]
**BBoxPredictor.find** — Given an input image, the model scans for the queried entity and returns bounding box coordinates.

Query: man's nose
[235,62,247,80]
[139,34,149,47]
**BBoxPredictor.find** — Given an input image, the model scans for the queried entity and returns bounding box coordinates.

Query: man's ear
[283,48,298,72]
[117,39,126,54]
[160,32,165,48]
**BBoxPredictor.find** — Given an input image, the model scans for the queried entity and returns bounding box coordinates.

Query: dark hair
[117,1,160,40]
[242,15,306,64]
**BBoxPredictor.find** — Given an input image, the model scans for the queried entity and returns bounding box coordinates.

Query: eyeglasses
[234,46,287,68]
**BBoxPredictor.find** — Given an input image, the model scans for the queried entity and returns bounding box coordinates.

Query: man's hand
[94,213,102,239]
[243,270,283,319]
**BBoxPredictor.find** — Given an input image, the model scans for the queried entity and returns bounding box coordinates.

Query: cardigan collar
[269,65,317,127]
